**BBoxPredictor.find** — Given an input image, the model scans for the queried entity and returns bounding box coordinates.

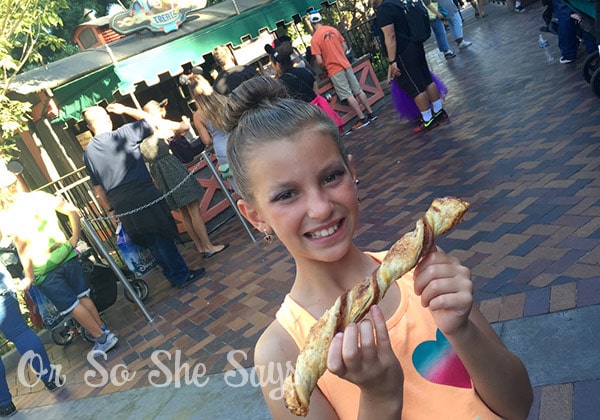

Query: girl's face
[238,129,358,263]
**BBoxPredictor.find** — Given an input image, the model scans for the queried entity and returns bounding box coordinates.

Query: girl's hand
[413,251,473,336]
[327,305,403,403]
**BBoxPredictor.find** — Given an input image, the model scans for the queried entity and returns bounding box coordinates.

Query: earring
[263,229,273,244]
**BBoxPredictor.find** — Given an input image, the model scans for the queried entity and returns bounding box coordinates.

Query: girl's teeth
[310,224,338,238]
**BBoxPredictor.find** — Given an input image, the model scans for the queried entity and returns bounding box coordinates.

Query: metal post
[81,218,155,323]
[232,0,241,14]
[200,150,257,242]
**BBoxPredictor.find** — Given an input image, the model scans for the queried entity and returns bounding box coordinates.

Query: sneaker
[444,50,456,59]
[44,375,65,392]
[92,332,118,354]
[413,118,439,134]
[433,108,449,123]
[0,402,16,417]
[367,112,378,122]
[559,57,575,64]
[514,5,525,12]
[458,40,472,49]
[176,267,206,289]
[351,118,371,130]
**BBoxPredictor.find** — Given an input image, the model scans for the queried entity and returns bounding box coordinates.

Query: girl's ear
[237,199,266,231]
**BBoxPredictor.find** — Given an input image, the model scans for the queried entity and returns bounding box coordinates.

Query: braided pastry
[283,197,470,416]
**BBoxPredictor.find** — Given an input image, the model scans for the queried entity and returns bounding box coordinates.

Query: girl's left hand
[413,251,473,336]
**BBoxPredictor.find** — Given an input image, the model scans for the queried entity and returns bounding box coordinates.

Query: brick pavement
[4,1,600,418]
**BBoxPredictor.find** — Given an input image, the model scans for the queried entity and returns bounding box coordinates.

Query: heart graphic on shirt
[412,329,472,389]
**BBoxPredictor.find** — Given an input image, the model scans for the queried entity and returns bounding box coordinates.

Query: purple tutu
[391,73,448,122]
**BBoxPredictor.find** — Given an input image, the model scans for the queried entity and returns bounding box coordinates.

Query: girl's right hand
[327,305,403,412]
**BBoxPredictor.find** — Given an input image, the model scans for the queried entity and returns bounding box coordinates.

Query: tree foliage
[0,0,69,153]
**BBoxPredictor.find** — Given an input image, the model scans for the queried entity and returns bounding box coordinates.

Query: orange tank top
[275,251,500,419]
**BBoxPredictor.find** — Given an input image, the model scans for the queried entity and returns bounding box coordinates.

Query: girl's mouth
[306,220,342,239]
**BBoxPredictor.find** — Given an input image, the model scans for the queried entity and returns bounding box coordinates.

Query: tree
[0,0,68,156]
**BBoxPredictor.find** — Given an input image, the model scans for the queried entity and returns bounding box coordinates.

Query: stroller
[50,246,149,345]
[563,0,600,98]
[0,243,148,346]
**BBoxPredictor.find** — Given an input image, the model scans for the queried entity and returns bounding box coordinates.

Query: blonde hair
[189,75,228,131]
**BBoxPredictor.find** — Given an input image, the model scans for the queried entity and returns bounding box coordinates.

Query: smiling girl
[222,76,532,420]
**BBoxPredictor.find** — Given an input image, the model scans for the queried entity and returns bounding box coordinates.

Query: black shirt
[279,67,317,103]
[213,65,259,96]
[375,0,411,55]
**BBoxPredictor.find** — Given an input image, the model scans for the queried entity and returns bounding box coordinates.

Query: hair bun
[223,76,289,133]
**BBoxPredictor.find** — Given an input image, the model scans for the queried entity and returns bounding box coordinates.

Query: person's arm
[426,3,444,19]
[312,81,319,96]
[55,197,81,249]
[107,103,186,135]
[193,112,212,147]
[380,23,400,80]
[413,251,533,419]
[12,235,33,291]
[314,54,325,72]
[254,323,340,419]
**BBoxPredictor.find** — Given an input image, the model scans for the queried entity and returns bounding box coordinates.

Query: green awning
[114,0,325,94]
[52,66,121,123]
[51,0,328,122]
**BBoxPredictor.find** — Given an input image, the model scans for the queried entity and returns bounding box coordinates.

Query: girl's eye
[274,191,294,202]
[324,170,345,184]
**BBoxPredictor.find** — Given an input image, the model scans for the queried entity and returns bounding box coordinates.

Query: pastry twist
[283,197,470,416]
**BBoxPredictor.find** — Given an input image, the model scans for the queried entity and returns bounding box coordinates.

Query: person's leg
[185,201,226,255]
[331,71,366,120]
[553,0,578,60]
[143,233,192,287]
[345,69,374,117]
[77,296,103,329]
[0,294,54,384]
[431,18,451,53]
[0,357,12,407]
[70,303,103,338]
[448,11,466,45]
[581,31,597,55]
[179,205,204,253]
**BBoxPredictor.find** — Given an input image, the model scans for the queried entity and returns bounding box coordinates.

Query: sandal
[200,243,229,258]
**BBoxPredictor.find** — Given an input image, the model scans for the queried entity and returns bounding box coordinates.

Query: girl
[222,76,533,419]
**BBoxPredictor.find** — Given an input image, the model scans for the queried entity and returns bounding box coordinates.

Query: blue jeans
[446,11,464,42]
[36,258,90,315]
[553,0,597,58]
[430,18,451,52]
[143,233,191,287]
[0,293,54,405]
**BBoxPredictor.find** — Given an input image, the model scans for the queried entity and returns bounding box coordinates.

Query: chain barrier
[89,159,204,223]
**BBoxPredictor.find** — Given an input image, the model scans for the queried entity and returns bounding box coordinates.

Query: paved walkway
[3,1,599,418]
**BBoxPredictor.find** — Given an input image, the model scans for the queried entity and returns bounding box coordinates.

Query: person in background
[552,0,597,63]
[437,0,473,50]
[0,162,118,357]
[309,10,377,130]
[83,106,206,288]
[372,0,449,133]
[185,72,239,195]
[0,261,62,418]
[265,40,345,133]
[221,76,533,419]
[212,45,259,96]
[423,0,457,59]
[113,100,229,259]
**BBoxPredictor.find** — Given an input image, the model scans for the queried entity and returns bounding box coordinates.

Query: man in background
[309,10,377,130]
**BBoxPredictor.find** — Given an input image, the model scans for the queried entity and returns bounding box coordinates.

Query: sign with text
[110,0,208,34]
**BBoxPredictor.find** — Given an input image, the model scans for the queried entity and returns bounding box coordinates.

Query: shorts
[330,68,363,101]
[36,257,90,315]
[394,42,434,98]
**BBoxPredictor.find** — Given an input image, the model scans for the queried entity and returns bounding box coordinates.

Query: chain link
[89,159,204,223]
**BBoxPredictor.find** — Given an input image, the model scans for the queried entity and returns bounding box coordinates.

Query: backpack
[383,0,431,44]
